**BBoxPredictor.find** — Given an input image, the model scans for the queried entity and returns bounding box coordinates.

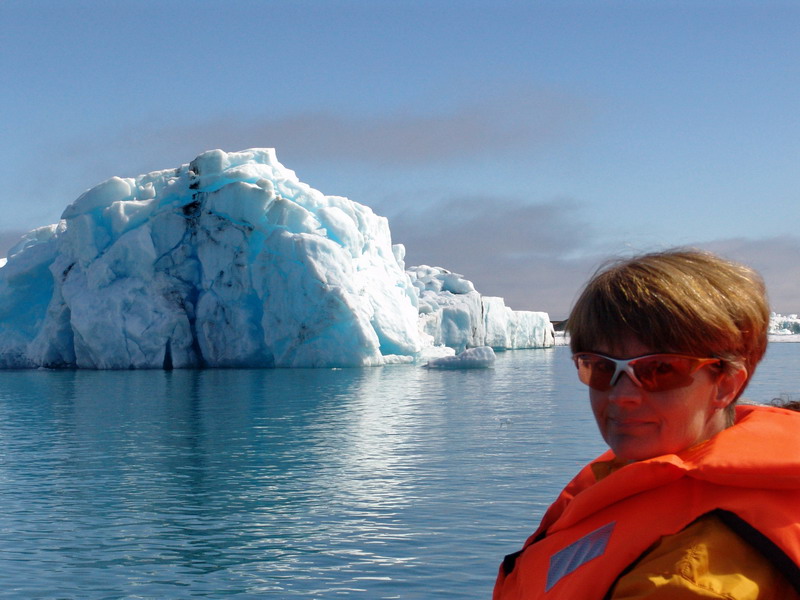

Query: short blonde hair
[567,249,769,395]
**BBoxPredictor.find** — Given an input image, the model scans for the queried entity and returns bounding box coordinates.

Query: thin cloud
[8,83,593,234]
[385,194,603,317]
[384,196,800,318]
[53,85,593,175]
[226,86,590,165]
[390,196,592,262]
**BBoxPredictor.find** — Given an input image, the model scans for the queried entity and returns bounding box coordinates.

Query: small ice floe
[424,346,496,369]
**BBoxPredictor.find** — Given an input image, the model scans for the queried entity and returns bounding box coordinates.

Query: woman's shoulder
[609,514,800,599]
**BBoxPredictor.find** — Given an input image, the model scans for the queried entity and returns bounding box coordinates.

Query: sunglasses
[572,352,723,392]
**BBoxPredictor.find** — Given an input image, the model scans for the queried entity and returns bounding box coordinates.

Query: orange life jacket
[493,404,800,600]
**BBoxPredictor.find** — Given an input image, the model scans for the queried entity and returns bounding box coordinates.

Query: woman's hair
[566,248,770,396]
[772,399,800,412]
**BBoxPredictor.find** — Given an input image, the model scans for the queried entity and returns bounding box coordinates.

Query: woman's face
[589,336,738,462]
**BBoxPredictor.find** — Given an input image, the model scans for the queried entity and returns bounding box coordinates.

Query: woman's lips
[608,417,654,429]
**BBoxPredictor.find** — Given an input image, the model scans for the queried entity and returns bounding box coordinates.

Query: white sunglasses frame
[572,352,723,391]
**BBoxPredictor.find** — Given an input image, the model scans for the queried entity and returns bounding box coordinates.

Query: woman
[493,249,800,599]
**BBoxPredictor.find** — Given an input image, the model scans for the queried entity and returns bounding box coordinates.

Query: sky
[2,0,798,319]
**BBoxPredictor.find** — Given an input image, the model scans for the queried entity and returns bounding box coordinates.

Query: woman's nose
[607,371,643,404]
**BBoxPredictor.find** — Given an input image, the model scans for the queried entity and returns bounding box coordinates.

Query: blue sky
[2,0,798,318]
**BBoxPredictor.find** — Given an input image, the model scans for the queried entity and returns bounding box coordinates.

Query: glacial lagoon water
[0,343,797,599]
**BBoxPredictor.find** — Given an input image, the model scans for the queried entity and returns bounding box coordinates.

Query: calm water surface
[0,343,796,599]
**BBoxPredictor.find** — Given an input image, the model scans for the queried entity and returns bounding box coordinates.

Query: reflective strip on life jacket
[546,521,615,591]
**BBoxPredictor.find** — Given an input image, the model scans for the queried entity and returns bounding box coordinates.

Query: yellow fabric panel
[610,515,800,599]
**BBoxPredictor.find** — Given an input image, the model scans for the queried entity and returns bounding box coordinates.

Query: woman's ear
[714,366,748,409]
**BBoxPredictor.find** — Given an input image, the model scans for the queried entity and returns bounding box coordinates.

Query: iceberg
[425,346,496,369]
[770,313,800,335]
[769,313,800,342]
[0,149,554,369]
[409,265,554,352]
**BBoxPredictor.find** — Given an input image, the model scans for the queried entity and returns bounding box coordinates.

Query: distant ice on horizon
[0,149,554,369]
[768,313,800,343]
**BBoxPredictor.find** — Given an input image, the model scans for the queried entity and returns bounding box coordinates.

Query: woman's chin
[606,434,665,462]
